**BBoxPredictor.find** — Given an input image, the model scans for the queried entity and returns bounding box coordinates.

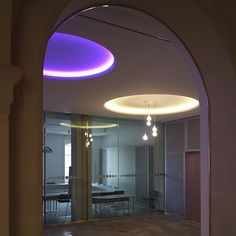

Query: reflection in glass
[43,113,165,225]
[43,114,72,225]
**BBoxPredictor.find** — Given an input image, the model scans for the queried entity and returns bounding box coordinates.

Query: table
[45,183,68,193]
[92,194,135,217]
[92,190,124,196]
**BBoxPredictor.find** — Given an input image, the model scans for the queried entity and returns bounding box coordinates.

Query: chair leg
[57,202,60,216]
[65,202,69,221]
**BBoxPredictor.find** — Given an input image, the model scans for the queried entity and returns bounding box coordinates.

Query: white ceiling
[43,6,200,122]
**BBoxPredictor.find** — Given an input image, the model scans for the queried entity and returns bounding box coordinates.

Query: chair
[143,191,158,209]
[57,193,71,221]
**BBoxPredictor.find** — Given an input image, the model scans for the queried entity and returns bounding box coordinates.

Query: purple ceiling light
[43,32,115,80]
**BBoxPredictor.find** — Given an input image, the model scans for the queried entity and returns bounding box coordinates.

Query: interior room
[42,5,201,234]
[3,1,236,236]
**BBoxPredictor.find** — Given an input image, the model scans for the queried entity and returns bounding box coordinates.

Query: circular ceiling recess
[60,122,117,129]
[104,94,199,115]
[43,32,114,80]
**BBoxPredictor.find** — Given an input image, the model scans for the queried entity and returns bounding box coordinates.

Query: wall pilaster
[0,65,21,236]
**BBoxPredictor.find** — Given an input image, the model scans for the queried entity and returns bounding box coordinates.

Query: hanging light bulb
[86,140,90,147]
[147,115,152,121]
[90,137,93,142]
[152,131,157,137]
[152,115,157,137]
[143,133,148,140]
[152,125,158,137]
[84,131,88,136]
[146,114,152,126]
[89,133,92,138]
[152,124,157,132]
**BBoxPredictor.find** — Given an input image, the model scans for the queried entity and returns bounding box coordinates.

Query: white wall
[104,146,136,194]
[92,136,102,183]
[45,133,69,183]
[100,121,153,194]
[118,147,136,194]
[102,122,155,147]
[105,147,119,188]
[91,120,164,199]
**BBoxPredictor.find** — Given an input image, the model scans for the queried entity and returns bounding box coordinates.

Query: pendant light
[146,114,152,126]
[152,115,158,137]
[85,120,93,147]
[143,114,148,141]
[142,101,158,141]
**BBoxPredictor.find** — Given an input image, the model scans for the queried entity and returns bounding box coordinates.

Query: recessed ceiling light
[43,32,114,80]
[104,94,199,115]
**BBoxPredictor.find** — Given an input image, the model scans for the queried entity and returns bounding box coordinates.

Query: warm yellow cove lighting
[60,122,118,129]
[104,94,199,115]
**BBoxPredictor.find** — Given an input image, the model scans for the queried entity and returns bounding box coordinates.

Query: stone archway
[7,1,236,236]
[52,3,209,235]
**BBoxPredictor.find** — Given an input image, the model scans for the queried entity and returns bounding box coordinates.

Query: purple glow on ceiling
[43,32,114,80]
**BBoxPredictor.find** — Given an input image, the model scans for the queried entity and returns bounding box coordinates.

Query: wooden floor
[44,212,200,236]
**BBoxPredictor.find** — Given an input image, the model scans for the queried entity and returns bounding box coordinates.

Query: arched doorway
[10,1,236,236]
[42,3,208,235]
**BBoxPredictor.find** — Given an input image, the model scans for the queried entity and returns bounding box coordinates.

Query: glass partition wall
[43,114,72,225]
[43,113,165,225]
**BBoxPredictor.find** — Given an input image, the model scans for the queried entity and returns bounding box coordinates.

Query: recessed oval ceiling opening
[60,122,117,129]
[43,32,114,80]
[104,94,199,115]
